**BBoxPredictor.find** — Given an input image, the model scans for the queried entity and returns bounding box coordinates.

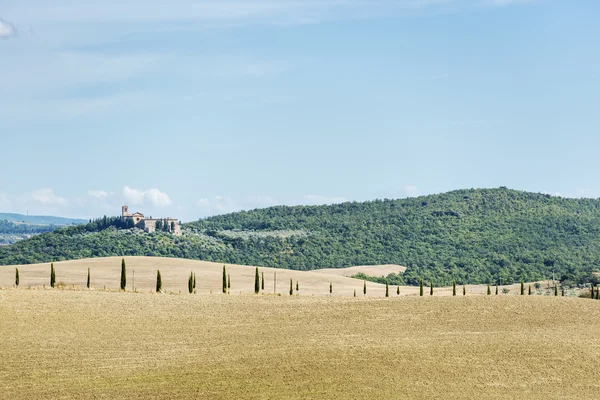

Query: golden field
[0,256,548,296]
[1,285,600,399]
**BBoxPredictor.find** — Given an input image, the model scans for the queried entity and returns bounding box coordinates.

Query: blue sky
[1,0,599,221]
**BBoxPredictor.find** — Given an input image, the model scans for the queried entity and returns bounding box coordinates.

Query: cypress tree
[561,287,565,297]
[385,279,389,297]
[188,272,193,294]
[596,289,599,300]
[397,286,400,295]
[528,284,532,295]
[452,280,456,296]
[330,282,332,295]
[222,265,227,294]
[228,274,231,289]
[495,283,498,295]
[193,273,196,290]
[290,278,293,296]
[591,283,595,299]
[50,263,56,288]
[520,281,524,295]
[430,281,433,296]
[87,268,90,289]
[296,281,299,292]
[463,285,466,296]
[554,285,558,297]
[156,270,162,293]
[15,268,19,287]
[354,289,356,297]
[261,272,265,291]
[363,280,367,296]
[487,284,491,295]
[120,258,126,291]
[419,278,424,297]
[254,267,260,294]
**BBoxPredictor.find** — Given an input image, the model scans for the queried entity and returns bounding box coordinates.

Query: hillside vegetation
[2,188,600,285]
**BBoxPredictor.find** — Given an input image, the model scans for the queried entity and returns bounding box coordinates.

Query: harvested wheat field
[1,289,599,399]
[0,257,548,297]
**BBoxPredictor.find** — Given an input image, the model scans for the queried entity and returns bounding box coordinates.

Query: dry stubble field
[1,288,600,399]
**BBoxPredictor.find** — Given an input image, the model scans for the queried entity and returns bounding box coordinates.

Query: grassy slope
[1,291,598,399]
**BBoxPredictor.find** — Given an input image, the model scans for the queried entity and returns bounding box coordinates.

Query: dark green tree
[222,265,227,294]
[430,281,433,296]
[87,268,90,289]
[330,282,332,295]
[554,284,558,297]
[463,285,466,296]
[228,274,231,289]
[561,287,565,297]
[15,268,19,287]
[495,283,499,295]
[354,289,356,297]
[296,281,299,292]
[385,279,389,297]
[452,280,456,296]
[193,273,196,290]
[487,284,491,295]
[420,278,424,297]
[254,267,260,294]
[591,283,595,299]
[397,286,400,295]
[528,284,532,295]
[120,258,126,291]
[188,271,194,294]
[363,280,367,296]
[50,263,56,288]
[261,272,265,291]
[156,270,162,293]
[290,278,293,296]
[521,281,525,295]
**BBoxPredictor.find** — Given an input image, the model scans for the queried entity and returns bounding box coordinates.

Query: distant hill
[0,213,87,226]
[0,213,87,245]
[1,188,600,286]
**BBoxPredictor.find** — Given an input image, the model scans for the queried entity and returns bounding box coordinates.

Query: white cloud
[122,186,172,207]
[146,188,173,207]
[404,185,422,198]
[88,190,109,200]
[30,188,68,206]
[303,195,348,205]
[0,19,17,39]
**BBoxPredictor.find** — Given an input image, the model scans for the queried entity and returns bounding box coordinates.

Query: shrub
[120,258,126,291]
[534,282,541,290]
[502,288,510,294]
[156,270,162,293]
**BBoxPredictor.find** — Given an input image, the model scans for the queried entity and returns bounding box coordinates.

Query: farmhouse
[122,206,181,236]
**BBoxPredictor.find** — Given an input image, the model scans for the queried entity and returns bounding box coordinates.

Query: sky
[1,0,599,221]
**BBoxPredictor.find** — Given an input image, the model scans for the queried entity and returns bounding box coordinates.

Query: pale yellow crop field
[0,256,551,297]
[1,290,599,399]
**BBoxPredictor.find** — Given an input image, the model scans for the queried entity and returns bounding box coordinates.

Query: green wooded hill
[2,188,600,286]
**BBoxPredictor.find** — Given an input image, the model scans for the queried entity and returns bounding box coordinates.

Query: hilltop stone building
[122,206,181,236]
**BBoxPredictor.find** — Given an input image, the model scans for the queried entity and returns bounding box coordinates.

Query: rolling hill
[2,187,600,285]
